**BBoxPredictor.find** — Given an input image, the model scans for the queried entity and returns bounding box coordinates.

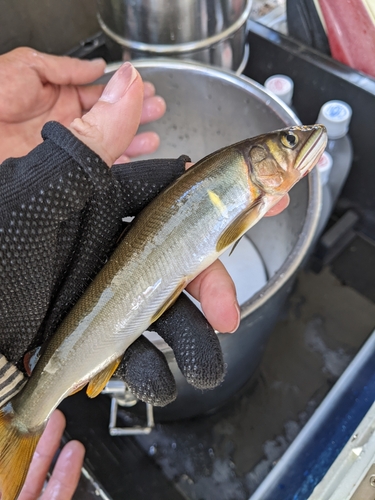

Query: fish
[0,124,327,499]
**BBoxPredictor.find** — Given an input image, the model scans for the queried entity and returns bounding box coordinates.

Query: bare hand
[0,48,165,163]
[19,410,84,500]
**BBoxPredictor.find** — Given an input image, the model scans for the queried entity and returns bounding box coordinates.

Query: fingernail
[229,302,241,333]
[100,62,137,103]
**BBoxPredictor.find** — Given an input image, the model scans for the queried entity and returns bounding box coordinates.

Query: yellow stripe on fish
[208,190,229,218]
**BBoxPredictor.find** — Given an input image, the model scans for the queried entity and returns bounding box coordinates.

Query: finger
[122,131,160,159]
[41,441,85,500]
[79,86,165,120]
[77,84,105,111]
[265,194,290,216]
[186,260,240,334]
[140,96,166,124]
[19,410,66,500]
[69,62,144,166]
[116,335,177,406]
[20,48,107,86]
[113,153,131,164]
[153,293,225,389]
[143,81,156,98]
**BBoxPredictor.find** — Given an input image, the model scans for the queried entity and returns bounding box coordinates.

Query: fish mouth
[294,125,328,176]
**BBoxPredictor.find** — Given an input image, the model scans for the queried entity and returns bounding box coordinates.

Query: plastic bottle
[315,151,333,239]
[316,100,353,205]
[264,74,296,110]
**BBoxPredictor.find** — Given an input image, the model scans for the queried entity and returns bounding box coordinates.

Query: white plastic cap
[264,75,294,106]
[317,100,352,139]
[317,151,333,185]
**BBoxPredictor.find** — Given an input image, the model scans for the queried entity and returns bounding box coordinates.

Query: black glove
[0,121,224,407]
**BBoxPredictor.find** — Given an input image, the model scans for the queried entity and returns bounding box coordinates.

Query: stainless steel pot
[102,60,321,420]
[96,0,252,72]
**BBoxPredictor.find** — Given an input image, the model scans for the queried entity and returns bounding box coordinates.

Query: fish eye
[281,131,298,149]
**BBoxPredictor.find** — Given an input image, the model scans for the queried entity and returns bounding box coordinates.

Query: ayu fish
[0,125,327,499]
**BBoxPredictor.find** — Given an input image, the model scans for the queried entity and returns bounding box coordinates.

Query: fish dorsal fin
[151,279,187,324]
[216,202,262,253]
[86,357,122,398]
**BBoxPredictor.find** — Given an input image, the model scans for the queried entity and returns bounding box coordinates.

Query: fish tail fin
[0,406,43,500]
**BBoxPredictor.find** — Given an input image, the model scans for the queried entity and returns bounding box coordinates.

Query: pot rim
[97,0,252,54]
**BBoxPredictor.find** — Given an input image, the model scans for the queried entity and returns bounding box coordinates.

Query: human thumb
[68,62,143,166]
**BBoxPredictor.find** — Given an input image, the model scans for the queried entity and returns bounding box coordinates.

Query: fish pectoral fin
[0,406,44,500]
[86,357,122,399]
[151,279,187,324]
[216,202,262,253]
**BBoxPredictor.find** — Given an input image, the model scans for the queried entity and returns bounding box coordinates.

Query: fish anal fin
[0,406,44,500]
[151,280,187,324]
[86,358,122,399]
[216,202,262,253]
